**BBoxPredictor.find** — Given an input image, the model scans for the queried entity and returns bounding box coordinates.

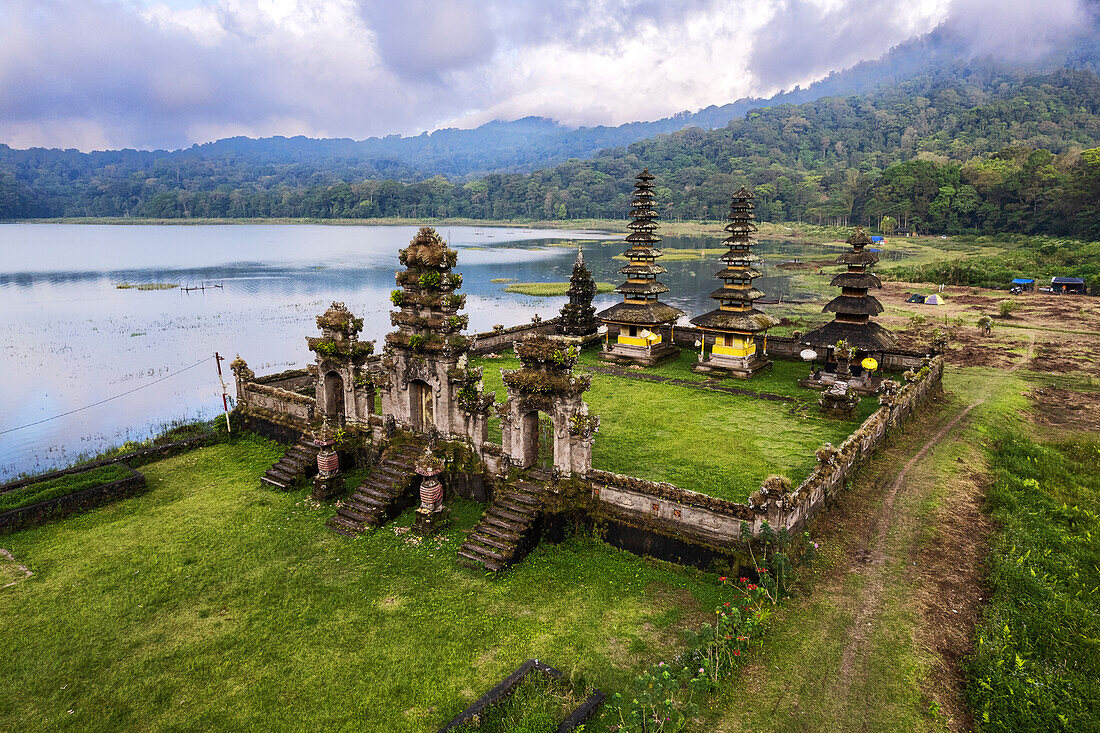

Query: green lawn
[0,437,726,732]
[477,351,871,502]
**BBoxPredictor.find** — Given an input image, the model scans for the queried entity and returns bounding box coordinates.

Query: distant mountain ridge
[4,21,1097,183]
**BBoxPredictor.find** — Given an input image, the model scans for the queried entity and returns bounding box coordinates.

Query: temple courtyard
[476,348,879,502]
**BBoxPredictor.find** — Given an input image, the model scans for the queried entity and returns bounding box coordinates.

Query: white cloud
[0,0,1094,151]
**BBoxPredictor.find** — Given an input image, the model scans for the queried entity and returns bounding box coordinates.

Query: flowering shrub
[609,525,818,732]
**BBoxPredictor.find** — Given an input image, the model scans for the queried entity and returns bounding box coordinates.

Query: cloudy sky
[0,0,1094,151]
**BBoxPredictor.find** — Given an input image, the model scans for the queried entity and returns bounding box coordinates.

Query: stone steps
[458,474,548,573]
[325,441,423,536]
[260,436,320,490]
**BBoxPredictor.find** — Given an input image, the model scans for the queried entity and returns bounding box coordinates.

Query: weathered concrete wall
[586,356,944,544]
[469,318,561,354]
[239,381,313,424]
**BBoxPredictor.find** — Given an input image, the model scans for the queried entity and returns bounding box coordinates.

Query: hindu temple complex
[227,171,938,580]
[596,169,685,365]
[690,187,778,377]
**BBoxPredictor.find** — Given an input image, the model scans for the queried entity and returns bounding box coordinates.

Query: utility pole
[214,352,231,433]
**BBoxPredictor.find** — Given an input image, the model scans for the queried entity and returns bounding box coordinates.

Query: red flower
[733,650,741,656]
[718,576,727,582]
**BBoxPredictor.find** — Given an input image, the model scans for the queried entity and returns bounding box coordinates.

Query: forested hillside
[2,68,1099,239]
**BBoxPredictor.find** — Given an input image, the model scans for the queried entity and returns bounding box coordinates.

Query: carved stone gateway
[307,302,375,427]
[378,227,494,445]
[498,335,597,476]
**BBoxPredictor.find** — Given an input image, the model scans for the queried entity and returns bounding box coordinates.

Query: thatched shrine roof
[830,272,882,289]
[691,309,778,333]
[597,300,684,325]
[803,320,897,350]
[823,294,884,315]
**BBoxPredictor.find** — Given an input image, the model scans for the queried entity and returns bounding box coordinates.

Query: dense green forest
[2,69,1099,239]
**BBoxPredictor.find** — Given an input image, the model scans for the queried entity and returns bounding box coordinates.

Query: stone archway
[410,379,435,432]
[515,410,555,469]
[324,370,345,424]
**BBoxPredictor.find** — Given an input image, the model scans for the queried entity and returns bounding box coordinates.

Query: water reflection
[0,223,828,480]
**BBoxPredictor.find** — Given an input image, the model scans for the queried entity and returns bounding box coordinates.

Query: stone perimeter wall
[587,356,945,546]
[468,318,561,355]
[237,381,313,426]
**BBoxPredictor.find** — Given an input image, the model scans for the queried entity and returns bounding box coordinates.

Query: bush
[998,300,1018,318]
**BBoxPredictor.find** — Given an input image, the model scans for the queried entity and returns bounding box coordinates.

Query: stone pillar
[311,437,343,501]
[413,448,449,536]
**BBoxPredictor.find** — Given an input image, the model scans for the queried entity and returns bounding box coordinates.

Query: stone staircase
[325,441,424,537]
[260,435,320,489]
[458,471,550,572]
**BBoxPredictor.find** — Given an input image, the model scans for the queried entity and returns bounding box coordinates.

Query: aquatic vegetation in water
[115,282,179,290]
[504,282,615,296]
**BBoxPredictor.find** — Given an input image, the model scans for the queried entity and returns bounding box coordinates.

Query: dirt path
[835,401,979,689]
[709,343,1032,732]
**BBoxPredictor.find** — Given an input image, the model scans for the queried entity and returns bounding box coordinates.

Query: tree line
[1,69,1098,240]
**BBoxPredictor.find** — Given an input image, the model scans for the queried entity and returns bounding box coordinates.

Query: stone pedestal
[311,473,344,501]
[819,382,859,418]
[311,437,343,500]
[413,447,448,536]
[412,504,451,536]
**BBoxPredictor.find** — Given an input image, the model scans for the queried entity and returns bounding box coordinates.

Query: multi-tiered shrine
[377,226,492,442]
[690,187,778,378]
[597,169,684,365]
[803,226,897,362]
[557,248,600,339]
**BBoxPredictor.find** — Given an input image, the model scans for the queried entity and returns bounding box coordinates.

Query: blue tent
[871,235,885,243]
[1011,278,1034,285]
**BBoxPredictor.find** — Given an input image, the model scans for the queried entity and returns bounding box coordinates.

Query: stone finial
[230,355,254,382]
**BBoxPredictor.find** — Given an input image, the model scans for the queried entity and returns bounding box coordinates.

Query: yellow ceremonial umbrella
[861,357,879,372]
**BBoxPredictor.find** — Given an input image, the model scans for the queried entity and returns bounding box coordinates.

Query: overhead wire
[0,356,213,436]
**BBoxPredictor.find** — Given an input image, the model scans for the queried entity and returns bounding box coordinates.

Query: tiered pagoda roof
[690,187,778,333]
[385,226,469,356]
[804,226,896,351]
[559,248,599,336]
[597,170,684,326]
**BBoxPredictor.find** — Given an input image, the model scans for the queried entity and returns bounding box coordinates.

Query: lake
[0,223,825,481]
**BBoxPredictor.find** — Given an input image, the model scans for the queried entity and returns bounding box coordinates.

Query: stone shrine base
[312,473,344,501]
[692,353,773,379]
[598,340,679,367]
[799,370,882,395]
[412,505,451,536]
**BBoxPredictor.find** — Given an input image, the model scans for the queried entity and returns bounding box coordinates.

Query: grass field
[0,436,729,732]
[475,351,872,502]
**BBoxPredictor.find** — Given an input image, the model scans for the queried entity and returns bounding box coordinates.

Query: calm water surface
[0,223,824,480]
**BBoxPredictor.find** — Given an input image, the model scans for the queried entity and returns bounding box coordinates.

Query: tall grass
[967,432,1100,730]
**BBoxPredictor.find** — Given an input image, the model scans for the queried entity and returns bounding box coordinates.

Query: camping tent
[906,294,926,304]
[924,294,945,305]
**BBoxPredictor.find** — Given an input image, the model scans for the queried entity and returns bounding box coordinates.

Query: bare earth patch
[1028,387,1100,431]
[0,549,32,589]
